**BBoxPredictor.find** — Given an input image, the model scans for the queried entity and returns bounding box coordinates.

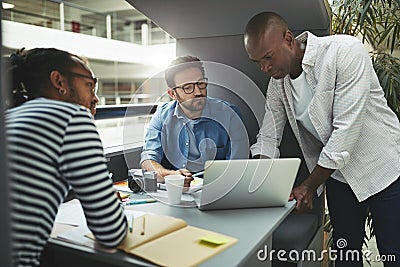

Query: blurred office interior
[2,0,177,150]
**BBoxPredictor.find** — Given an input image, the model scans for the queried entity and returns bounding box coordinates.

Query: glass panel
[1,0,176,43]
[2,0,60,29]
[67,8,107,38]
[95,116,149,149]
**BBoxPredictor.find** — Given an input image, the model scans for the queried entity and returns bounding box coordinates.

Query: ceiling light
[2,3,15,9]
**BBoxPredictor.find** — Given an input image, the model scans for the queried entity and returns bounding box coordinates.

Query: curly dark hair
[6,47,83,108]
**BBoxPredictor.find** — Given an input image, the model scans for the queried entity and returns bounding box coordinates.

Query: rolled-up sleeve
[140,106,165,165]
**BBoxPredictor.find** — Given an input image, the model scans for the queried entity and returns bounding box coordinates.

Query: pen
[192,171,204,177]
[140,216,146,235]
[125,198,157,206]
[129,215,133,233]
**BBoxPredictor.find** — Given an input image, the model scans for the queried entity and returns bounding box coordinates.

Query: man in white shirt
[244,11,400,267]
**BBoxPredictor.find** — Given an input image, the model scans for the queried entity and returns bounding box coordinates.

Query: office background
[2,1,396,266]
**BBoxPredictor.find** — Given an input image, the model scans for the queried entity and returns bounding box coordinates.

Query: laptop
[193,158,301,210]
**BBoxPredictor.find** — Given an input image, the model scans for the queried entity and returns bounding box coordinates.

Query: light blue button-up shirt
[140,97,249,172]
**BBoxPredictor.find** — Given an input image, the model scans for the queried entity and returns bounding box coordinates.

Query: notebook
[193,158,301,210]
[87,213,237,266]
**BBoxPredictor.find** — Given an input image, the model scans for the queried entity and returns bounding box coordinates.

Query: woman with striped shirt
[5,48,128,267]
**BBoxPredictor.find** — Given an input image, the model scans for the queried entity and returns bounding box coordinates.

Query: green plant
[371,52,400,116]
[330,0,400,118]
[324,0,400,262]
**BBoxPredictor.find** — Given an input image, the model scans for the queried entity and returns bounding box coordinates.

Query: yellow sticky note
[200,234,229,245]
[192,178,202,185]
[119,192,130,199]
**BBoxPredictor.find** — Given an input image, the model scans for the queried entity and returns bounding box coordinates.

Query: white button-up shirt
[251,31,400,201]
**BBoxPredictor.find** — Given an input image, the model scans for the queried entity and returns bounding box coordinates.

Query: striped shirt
[6,98,127,267]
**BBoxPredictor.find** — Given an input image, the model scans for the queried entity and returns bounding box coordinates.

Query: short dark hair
[245,11,288,40]
[6,47,82,108]
[164,55,205,88]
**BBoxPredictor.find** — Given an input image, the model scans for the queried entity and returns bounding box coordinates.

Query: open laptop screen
[195,158,301,210]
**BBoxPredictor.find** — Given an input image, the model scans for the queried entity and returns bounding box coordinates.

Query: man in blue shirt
[140,56,248,182]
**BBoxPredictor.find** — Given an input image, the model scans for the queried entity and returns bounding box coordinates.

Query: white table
[47,200,295,267]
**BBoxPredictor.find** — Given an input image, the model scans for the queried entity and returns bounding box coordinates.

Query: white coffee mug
[164,175,185,205]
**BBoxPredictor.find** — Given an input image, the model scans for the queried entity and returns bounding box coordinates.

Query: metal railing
[1,0,175,45]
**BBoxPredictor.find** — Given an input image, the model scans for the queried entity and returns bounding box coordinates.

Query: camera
[128,169,157,193]
[128,175,144,193]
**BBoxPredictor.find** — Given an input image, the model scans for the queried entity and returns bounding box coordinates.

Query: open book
[90,213,238,266]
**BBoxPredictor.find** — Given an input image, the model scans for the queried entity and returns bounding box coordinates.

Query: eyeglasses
[173,78,208,94]
[63,71,98,90]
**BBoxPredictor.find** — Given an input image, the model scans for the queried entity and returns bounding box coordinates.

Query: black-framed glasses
[63,71,98,89]
[173,78,208,94]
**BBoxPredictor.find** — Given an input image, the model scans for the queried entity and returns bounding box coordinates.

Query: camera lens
[129,178,144,193]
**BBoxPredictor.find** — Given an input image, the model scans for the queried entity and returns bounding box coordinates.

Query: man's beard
[180,97,206,113]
